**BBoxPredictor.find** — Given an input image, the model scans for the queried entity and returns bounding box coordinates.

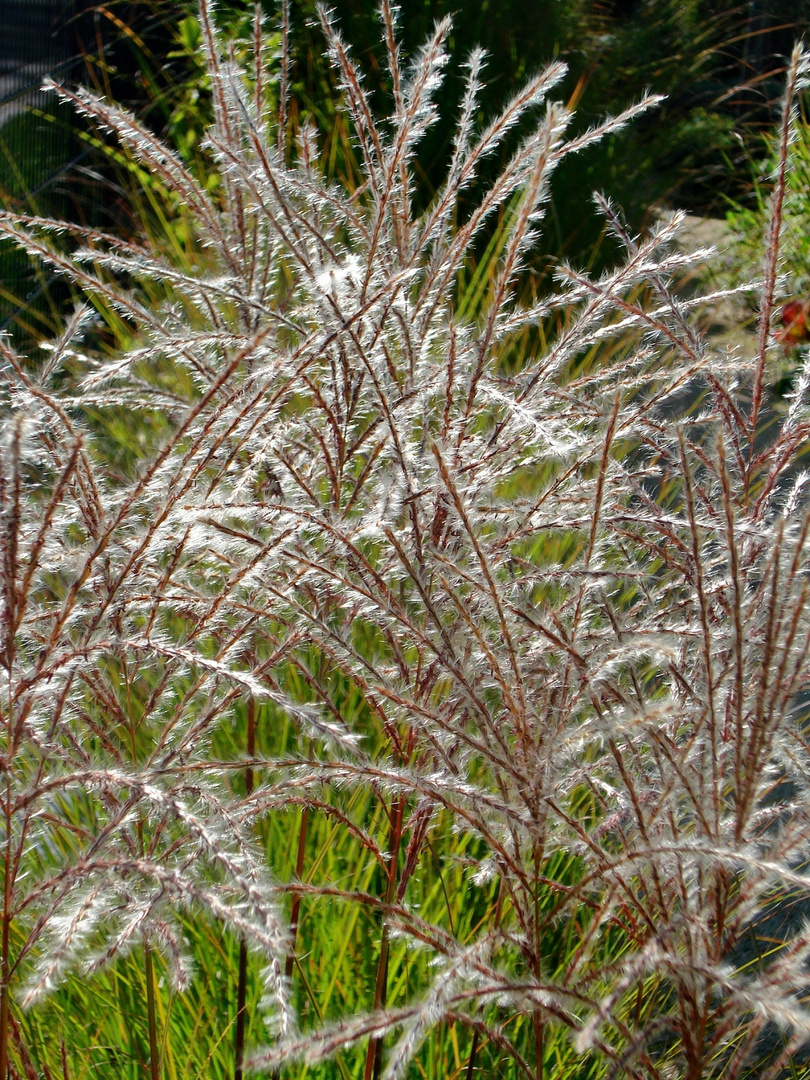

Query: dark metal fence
[1,1,71,78]
[0,0,87,149]
[0,1,95,333]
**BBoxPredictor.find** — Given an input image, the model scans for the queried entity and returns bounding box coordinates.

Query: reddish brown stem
[363,795,405,1080]
[464,1030,480,1080]
[269,804,310,1080]
[234,698,257,1080]
[0,828,9,1080]
[285,806,309,983]
[144,942,160,1080]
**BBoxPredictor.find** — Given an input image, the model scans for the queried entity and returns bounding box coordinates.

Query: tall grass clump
[2,3,810,1079]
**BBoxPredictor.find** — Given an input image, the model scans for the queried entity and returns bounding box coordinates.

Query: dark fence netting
[0,0,100,335]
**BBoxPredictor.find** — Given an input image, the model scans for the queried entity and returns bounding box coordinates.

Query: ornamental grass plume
[1,4,810,1080]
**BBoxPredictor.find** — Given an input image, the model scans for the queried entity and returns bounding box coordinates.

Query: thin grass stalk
[533,1009,544,1080]
[143,942,161,1080]
[133,807,162,1080]
[278,0,290,161]
[463,870,505,1080]
[0,422,21,1080]
[464,1029,479,1080]
[269,803,310,1080]
[234,697,257,1080]
[0,803,10,1080]
[234,944,249,1080]
[285,804,309,985]
[364,795,405,1080]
